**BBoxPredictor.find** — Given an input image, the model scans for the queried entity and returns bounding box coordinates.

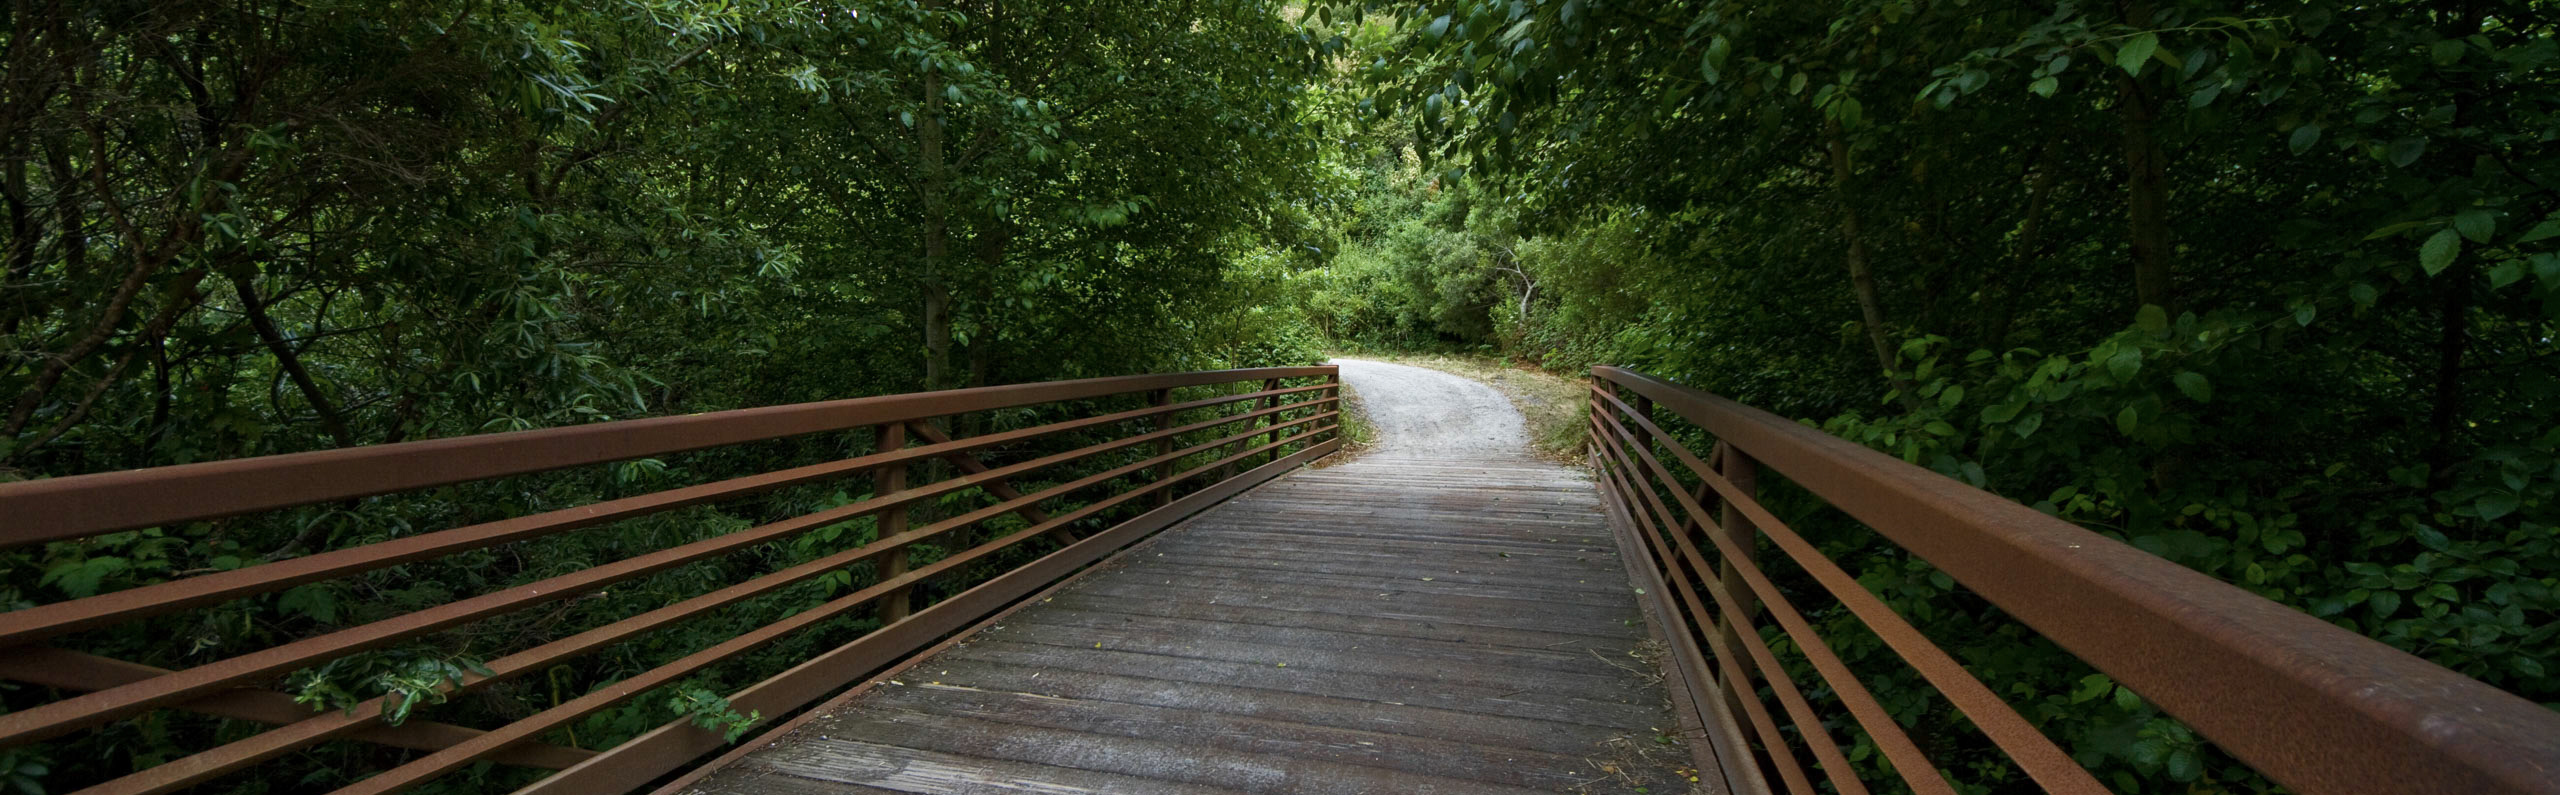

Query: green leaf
[2106,347,2141,381]
[2128,736,2168,765]
[40,557,128,599]
[2430,39,2466,64]
[2288,123,2322,154]
[2475,491,2519,521]
[2071,674,2113,703]
[2166,749,2201,782]
[2520,219,2560,243]
[1426,15,1450,40]
[2115,405,2139,435]
[1982,400,2024,423]
[2489,260,2525,289]
[2388,136,2426,167]
[2454,209,2495,243]
[278,585,340,623]
[2420,228,2461,275]
[2349,282,2380,307]
[1702,36,1731,84]
[2173,372,2212,403]
[2135,304,2168,335]
[2012,413,2044,438]
[2112,684,2142,711]
[2369,590,2402,618]
[2117,32,2159,75]
[2029,76,2057,97]
[1924,420,1958,436]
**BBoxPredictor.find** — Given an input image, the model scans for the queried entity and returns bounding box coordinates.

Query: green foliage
[667,688,762,744]
[0,748,46,795]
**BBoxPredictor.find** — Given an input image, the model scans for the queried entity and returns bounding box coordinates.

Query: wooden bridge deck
[676,453,1705,794]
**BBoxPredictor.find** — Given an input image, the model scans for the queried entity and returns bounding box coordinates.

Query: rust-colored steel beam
[0,384,1331,650]
[1592,366,2560,795]
[0,367,1335,545]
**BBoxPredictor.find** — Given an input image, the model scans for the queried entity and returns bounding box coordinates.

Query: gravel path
[1329,358,1535,461]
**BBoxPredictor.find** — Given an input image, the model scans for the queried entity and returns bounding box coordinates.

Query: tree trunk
[2425,264,2471,487]
[1825,120,1917,409]
[918,18,954,392]
[2116,2,2175,314]
[230,270,356,447]
[1985,146,2061,349]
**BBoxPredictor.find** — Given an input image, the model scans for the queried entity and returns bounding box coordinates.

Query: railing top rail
[0,366,1336,545]
[1590,365,2560,795]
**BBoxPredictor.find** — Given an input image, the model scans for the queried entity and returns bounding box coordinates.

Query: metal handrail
[1,366,1338,545]
[1588,365,2560,795]
[0,366,1343,794]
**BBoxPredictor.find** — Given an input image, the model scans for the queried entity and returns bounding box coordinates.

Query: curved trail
[1329,358,1543,464]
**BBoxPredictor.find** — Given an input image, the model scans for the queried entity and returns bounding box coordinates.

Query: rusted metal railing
[0,366,1341,794]
[1587,365,2560,795]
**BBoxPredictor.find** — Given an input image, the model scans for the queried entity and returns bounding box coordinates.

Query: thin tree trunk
[2425,263,2471,487]
[230,270,356,447]
[917,7,954,392]
[1985,146,2061,349]
[1825,120,1917,409]
[2117,1,2175,314]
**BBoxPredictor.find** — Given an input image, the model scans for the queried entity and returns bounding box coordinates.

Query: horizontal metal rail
[0,383,1332,648]
[0,366,1336,544]
[0,367,1342,794]
[1587,365,2560,795]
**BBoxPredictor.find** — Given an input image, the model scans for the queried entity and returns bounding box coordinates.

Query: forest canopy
[2,0,2555,793]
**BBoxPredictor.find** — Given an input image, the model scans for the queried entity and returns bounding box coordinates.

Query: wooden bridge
[2,362,2555,795]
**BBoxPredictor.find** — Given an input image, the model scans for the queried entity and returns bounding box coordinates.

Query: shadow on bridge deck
[674,452,1706,794]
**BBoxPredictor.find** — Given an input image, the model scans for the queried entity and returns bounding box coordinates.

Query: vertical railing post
[1258,377,1282,465]
[873,422,911,623]
[1713,442,1760,618]
[1712,440,1760,723]
[1150,388,1174,507]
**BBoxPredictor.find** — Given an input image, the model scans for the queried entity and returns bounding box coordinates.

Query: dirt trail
[1330,358,1535,461]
